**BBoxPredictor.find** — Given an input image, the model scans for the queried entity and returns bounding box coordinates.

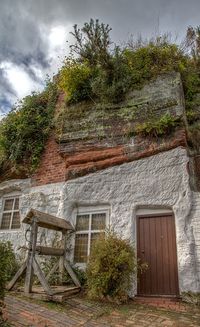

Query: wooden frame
[0,196,21,230]
[7,209,81,302]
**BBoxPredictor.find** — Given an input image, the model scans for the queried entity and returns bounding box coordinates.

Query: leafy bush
[0,81,57,173]
[124,42,186,87]
[0,241,18,300]
[86,231,146,302]
[134,113,180,138]
[91,47,133,103]
[70,18,112,68]
[58,60,93,103]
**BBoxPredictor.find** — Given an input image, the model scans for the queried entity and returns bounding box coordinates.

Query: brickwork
[32,133,66,186]
[3,295,200,327]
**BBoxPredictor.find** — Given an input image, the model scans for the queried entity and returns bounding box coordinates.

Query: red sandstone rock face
[32,73,188,185]
[32,129,187,186]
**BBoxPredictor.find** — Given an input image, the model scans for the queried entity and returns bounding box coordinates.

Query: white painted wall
[0,147,200,294]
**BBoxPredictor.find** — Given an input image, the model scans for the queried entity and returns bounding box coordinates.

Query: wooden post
[58,231,66,283]
[24,220,38,294]
[7,261,27,291]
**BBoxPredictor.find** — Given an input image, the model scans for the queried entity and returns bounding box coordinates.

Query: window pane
[11,212,20,229]
[14,198,19,210]
[4,199,14,211]
[74,234,88,263]
[1,213,12,229]
[76,215,89,231]
[91,213,106,230]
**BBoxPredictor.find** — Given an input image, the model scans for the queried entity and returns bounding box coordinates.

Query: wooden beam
[23,209,74,231]
[46,261,59,282]
[6,261,27,290]
[64,261,81,287]
[36,246,64,256]
[33,258,53,296]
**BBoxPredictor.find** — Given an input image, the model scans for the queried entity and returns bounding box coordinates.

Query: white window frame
[0,194,21,231]
[73,206,110,267]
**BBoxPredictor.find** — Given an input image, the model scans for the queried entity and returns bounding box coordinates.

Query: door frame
[136,212,180,296]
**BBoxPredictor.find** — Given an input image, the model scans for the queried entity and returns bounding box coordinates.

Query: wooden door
[137,215,179,296]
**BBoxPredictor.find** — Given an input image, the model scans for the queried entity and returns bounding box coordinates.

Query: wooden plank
[23,209,74,231]
[64,261,81,287]
[36,246,64,256]
[7,261,27,290]
[33,258,53,295]
[19,286,81,302]
[24,220,38,294]
[137,214,179,296]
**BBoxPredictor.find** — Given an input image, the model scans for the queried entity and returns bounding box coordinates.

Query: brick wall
[32,133,66,186]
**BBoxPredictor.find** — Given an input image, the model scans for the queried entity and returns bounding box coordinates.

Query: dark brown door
[137,215,179,296]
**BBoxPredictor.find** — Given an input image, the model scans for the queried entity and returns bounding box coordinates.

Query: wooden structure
[7,209,81,302]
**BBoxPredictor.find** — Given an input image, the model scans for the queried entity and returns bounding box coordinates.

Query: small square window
[0,197,21,230]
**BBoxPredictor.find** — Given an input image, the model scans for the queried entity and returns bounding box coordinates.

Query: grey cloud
[1,0,200,114]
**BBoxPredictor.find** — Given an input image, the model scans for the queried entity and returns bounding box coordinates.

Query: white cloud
[49,25,67,48]
[0,61,44,100]
[46,24,72,74]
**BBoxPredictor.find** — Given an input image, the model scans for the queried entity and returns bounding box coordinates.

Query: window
[0,197,20,230]
[74,211,108,264]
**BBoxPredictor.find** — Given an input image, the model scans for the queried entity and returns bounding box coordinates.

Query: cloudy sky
[1,0,200,117]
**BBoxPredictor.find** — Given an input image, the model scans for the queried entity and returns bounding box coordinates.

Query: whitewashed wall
[0,146,200,293]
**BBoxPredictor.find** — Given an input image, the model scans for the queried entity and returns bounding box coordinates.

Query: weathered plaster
[0,147,200,294]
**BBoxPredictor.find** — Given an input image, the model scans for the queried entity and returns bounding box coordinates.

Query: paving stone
[3,295,200,327]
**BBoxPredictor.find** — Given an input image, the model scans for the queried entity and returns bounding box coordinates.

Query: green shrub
[91,47,133,103]
[124,42,186,87]
[0,241,18,300]
[0,81,57,173]
[86,231,146,302]
[58,60,93,103]
[134,113,180,138]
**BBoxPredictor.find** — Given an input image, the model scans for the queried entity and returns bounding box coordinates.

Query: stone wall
[0,147,200,293]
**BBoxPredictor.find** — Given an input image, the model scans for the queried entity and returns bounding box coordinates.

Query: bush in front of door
[86,231,147,302]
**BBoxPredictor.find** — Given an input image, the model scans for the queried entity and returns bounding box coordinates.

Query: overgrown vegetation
[0,81,58,175]
[58,20,199,108]
[133,113,181,138]
[0,241,17,326]
[86,231,147,302]
[1,20,200,177]
[0,241,18,300]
